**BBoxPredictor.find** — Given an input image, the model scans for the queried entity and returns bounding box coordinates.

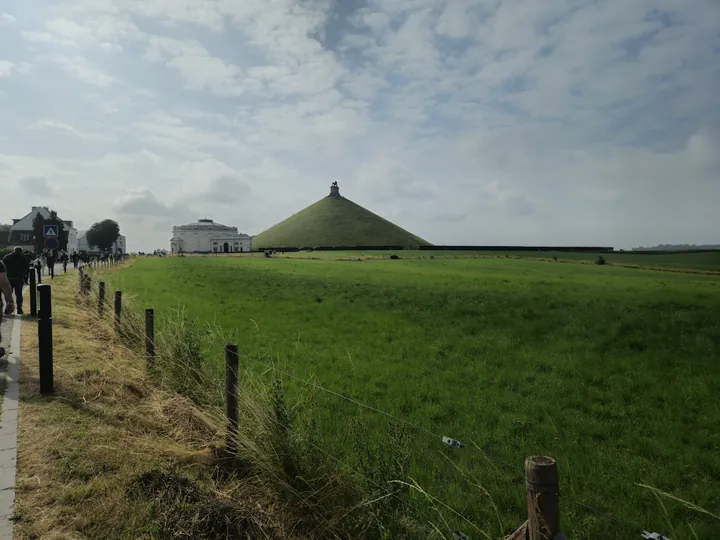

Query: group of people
[1,248,69,315]
[0,247,81,358]
[0,248,126,358]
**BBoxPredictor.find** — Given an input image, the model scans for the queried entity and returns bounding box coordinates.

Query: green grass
[280,249,720,272]
[108,256,720,539]
[252,195,431,249]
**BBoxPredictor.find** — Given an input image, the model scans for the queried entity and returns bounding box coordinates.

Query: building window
[21,234,31,242]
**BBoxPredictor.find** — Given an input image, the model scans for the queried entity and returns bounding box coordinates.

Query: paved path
[0,264,68,538]
[0,305,20,539]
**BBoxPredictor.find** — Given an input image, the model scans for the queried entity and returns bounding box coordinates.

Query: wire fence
[238,353,673,539]
[65,262,687,539]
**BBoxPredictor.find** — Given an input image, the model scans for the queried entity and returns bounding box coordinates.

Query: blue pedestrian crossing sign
[43,224,59,238]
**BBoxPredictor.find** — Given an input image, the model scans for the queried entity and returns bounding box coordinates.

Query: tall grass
[79,265,448,539]
[99,255,720,539]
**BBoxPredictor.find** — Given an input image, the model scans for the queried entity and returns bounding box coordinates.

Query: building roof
[11,206,76,232]
[176,218,235,229]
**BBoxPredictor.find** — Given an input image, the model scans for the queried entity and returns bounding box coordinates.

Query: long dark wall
[257,245,615,253]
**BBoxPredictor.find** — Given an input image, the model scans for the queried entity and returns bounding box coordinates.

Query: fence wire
[239,353,521,473]
[239,354,677,540]
[77,267,676,540]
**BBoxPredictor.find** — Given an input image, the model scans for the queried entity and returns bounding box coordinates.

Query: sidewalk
[0,263,66,538]
[0,308,20,539]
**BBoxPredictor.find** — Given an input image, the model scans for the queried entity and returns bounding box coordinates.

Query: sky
[0,0,718,252]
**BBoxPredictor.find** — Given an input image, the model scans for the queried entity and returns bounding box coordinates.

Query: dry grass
[14,272,395,539]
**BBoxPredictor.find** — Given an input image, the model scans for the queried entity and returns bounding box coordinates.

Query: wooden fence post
[98,282,106,314]
[114,291,122,333]
[526,456,560,540]
[29,267,37,317]
[145,308,155,368]
[37,284,54,394]
[225,344,239,455]
[85,276,92,298]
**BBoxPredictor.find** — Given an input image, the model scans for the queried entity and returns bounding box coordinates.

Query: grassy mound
[253,195,431,249]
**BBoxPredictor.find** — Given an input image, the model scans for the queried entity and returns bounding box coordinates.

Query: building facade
[9,206,78,253]
[170,219,252,254]
[78,232,126,254]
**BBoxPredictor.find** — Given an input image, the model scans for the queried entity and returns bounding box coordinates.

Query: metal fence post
[114,291,122,333]
[98,282,106,314]
[29,268,37,317]
[145,308,155,368]
[225,344,239,455]
[37,284,54,394]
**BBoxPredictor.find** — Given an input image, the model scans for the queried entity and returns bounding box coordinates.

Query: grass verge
[14,271,439,539]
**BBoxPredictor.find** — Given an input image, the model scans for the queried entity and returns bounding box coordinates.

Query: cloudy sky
[1,0,718,251]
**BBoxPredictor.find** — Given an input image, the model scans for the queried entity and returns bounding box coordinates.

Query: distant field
[108,256,720,538]
[275,249,720,272]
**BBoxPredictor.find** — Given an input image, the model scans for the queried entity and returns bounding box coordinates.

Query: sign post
[43,225,59,238]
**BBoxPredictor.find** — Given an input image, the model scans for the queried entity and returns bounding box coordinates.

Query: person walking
[34,255,44,284]
[0,259,16,359]
[23,250,33,284]
[62,251,69,273]
[46,250,56,280]
[2,247,29,315]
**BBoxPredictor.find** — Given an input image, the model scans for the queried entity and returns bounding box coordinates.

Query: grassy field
[274,248,720,272]
[107,255,720,538]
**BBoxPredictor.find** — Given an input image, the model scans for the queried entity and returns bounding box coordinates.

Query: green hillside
[253,194,431,249]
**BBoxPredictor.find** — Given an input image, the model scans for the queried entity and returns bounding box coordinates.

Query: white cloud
[0,61,14,78]
[22,14,143,48]
[55,56,116,86]
[21,176,58,196]
[0,12,17,26]
[28,119,116,142]
[22,31,77,47]
[144,36,250,96]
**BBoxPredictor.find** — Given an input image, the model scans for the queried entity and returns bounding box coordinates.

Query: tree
[86,219,121,253]
[32,211,68,253]
[0,224,9,232]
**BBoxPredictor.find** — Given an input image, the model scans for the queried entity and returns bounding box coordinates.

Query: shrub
[389,254,400,260]
[596,255,606,265]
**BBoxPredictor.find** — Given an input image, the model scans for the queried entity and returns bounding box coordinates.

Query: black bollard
[98,282,106,314]
[114,291,122,333]
[145,308,155,368]
[29,268,37,317]
[225,344,239,455]
[37,284,54,394]
[36,266,42,284]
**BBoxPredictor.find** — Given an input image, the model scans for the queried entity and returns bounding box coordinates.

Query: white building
[170,219,252,254]
[78,232,126,254]
[9,206,78,253]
